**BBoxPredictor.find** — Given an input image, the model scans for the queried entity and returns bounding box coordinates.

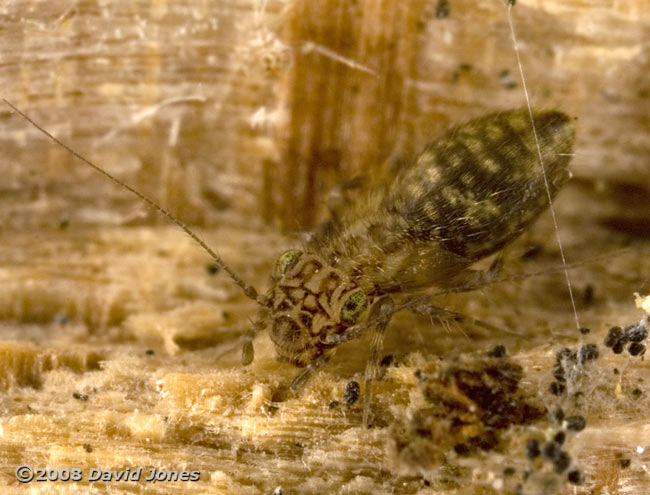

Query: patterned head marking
[268,249,369,366]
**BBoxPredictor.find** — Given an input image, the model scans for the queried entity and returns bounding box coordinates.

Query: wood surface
[0,0,649,493]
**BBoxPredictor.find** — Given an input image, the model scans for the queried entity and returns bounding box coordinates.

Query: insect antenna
[3,98,268,308]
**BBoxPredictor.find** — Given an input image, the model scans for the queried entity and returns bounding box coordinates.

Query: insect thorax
[267,250,371,366]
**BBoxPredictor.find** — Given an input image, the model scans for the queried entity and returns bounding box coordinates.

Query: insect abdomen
[388,109,575,261]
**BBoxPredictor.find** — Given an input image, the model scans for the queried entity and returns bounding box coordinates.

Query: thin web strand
[504,6,581,330]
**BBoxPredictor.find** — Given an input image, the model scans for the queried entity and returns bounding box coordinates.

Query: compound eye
[340,290,368,325]
[273,249,302,280]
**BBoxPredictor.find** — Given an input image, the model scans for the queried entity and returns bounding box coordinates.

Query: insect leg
[443,254,504,294]
[361,297,395,427]
[270,349,336,405]
[399,296,513,336]
[241,316,268,365]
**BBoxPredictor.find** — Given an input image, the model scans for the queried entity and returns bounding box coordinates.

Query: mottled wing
[388,109,574,261]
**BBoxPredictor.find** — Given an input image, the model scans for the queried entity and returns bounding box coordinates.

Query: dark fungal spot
[582,284,594,305]
[499,69,517,89]
[343,380,360,406]
[612,341,625,354]
[549,381,566,396]
[551,407,565,423]
[206,263,220,275]
[579,326,591,335]
[503,466,516,476]
[631,388,643,398]
[567,469,584,485]
[526,438,541,459]
[579,343,599,363]
[619,458,631,469]
[556,347,576,362]
[83,443,93,453]
[435,0,450,19]
[73,392,88,401]
[553,431,566,445]
[605,326,624,347]
[380,354,394,367]
[552,363,566,383]
[469,430,499,451]
[552,450,571,474]
[565,415,586,432]
[543,441,560,460]
[454,443,471,456]
[145,349,155,356]
[487,344,506,358]
[328,400,339,409]
[628,342,646,356]
[626,323,648,342]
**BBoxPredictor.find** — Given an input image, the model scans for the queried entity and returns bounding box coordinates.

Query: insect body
[4,101,574,422]
[256,109,575,372]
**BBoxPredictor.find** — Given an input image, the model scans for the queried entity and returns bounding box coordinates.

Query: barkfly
[3,100,575,425]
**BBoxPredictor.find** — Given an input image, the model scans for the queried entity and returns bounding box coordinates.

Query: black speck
[612,341,625,354]
[499,69,517,89]
[343,381,360,406]
[614,367,620,374]
[552,363,566,382]
[556,347,577,363]
[553,450,571,473]
[579,326,591,335]
[565,415,586,432]
[454,443,471,456]
[380,354,394,367]
[627,323,648,342]
[628,342,646,356]
[435,0,450,19]
[631,388,643,398]
[83,443,93,453]
[619,458,631,468]
[579,343,599,363]
[470,430,499,451]
[567,469,584,485]
[328,400,340,409]
[145,349,155,356]
[488,344,506,358]
[73,392,88,401]
[605,326,623,347]
[543,441,560,460]
[206,263,220,275]
[503,466,516,476]
[549,381,566,396]
[551,407,565,422]
[553,431,566,445]
[526,438,541,459]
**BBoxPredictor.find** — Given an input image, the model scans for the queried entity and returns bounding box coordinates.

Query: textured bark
[0,0,649,494]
